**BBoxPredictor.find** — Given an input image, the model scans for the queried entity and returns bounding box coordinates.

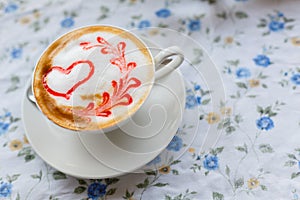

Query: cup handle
[154,46,184,80]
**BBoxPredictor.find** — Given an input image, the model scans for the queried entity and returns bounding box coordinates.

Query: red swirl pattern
[74,36,142,117]
[43,36,142,118]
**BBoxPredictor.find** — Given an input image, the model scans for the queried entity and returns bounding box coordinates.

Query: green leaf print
[284,160,297,167]
[153,183,169,187]
[106,188,117,196]
[212,192,224,200]
[52,171,67,180]
[235,11,248,19]
[136,178,149,189]
[104,178,119,185]
[73,186,86,194]
[234,177,244,189]
[291,172,300,179]
[259,144,274,153]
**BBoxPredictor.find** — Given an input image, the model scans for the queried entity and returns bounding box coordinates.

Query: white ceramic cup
[32,25,184,134]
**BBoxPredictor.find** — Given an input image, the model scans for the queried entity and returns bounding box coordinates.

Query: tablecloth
[1,0,300,199]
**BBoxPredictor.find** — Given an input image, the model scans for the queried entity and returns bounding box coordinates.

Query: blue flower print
[196,96,201,104]
[5,112,11,118]
[253,54,271,67]
[227,67,232,74]
[166,135,183,152]
[4,4,18,13]
[298,161,300,170]
[87,182,107,200]
[60,17,74,28]
[269,20,285,32]
[11,48,22,59]
[155,8,171,18]
[203,155,219,170]
[194,84,201,91]
[257,11,291,35]
[256,116,274,131]
[291,73,300,85]
[0,182,12,198]
[236,67,251,78]
[188,19,201,31]
[138,20,151,29]
[293,193,299,200]
[147,155,161,166]
[277,12,284,17]
[186,95,201,109]
[0,122,10,136]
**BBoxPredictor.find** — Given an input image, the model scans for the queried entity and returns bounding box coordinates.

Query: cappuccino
[33,26,154,131]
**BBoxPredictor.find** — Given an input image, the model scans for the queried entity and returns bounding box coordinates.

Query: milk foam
[43,29,154,127]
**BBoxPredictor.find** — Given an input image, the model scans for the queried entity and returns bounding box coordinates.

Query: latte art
[33,26,154,131]
[43,60,95,100]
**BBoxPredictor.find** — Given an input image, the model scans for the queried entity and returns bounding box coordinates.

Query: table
[1,0,300,199]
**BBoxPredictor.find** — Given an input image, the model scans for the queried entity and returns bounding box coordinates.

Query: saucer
[22,70,184,179]
[22,37,186,178]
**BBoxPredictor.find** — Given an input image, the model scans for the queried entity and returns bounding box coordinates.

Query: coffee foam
[33,26,154,131]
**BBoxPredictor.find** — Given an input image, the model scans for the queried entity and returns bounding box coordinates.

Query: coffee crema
[33,26,154,131]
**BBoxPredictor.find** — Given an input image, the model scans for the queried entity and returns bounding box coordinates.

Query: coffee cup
[32,25,184,133]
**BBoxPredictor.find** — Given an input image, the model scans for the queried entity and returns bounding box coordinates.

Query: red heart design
[43,60,95,100]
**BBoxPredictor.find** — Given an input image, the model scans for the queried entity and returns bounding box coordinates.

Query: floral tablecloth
[1,0,300,199]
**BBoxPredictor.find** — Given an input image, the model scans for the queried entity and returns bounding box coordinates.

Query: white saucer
[22,37,186,178]
[22,70,184,179]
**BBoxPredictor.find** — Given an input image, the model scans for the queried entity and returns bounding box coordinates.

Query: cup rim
[32,24,156,133]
